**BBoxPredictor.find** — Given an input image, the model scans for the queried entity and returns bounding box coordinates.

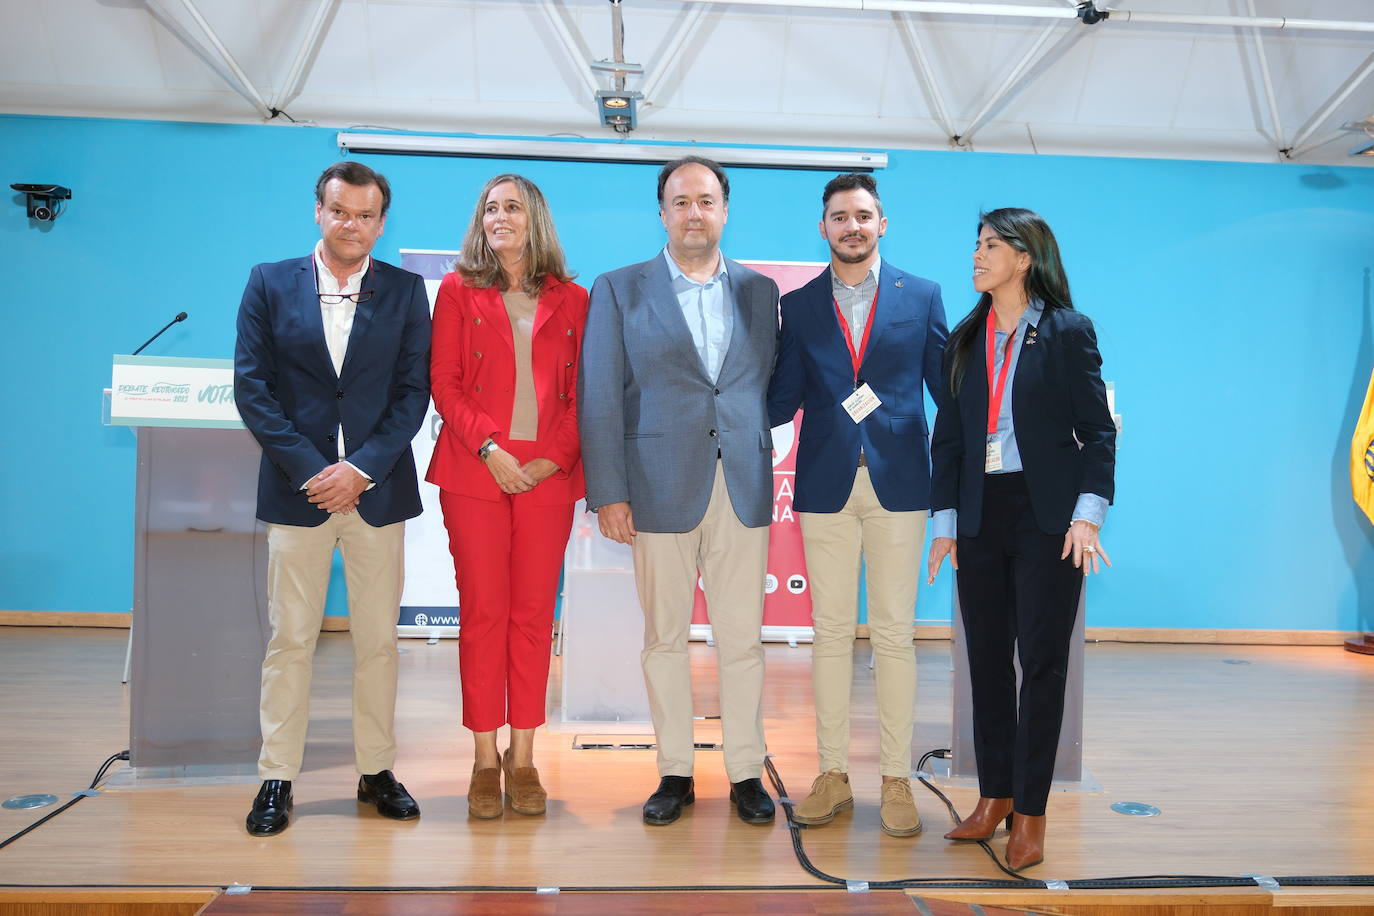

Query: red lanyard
[985,307,1018,436]
[832,287,880,380]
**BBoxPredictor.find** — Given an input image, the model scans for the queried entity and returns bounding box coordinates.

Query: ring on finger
[1083,545,1097,553]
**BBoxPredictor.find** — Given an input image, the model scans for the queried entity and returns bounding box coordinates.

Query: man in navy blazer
[234,162,431,836]
[767,173,947,837]
[579,157,779,827]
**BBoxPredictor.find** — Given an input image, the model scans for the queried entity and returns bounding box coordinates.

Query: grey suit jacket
[578,252,780,533]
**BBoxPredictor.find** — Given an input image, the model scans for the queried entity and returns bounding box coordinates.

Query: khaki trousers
[258,512,405,780]
[632,463,769,782]
[799,467,925,777]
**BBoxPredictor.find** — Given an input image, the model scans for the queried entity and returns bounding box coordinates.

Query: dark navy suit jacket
[768,261,948,513]
[930,306,1115,536]
[233,255,432,528]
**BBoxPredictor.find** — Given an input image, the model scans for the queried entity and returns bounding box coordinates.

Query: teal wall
[4,114,1374,630]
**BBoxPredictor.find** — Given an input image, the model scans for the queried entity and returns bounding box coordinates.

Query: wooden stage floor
[0,626,1372,911]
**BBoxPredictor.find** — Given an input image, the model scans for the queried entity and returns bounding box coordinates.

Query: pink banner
[691,261,825,629]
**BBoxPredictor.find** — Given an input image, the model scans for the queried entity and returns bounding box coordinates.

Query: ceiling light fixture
[597,90,643,133]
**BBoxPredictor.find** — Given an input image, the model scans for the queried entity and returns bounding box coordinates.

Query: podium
[948,583,1087,783]
[945,390,1120,787]
[111,356,267,770]
[555,501,652,729]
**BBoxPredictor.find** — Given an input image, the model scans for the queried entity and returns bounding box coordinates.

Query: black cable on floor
[763,755,1031,889]
[912,748,1025,880]
[0,883,853,892]
[767,750,1374,892]
[3,875,1374,894]
[4,750,1373,894]
[0,750,128,853]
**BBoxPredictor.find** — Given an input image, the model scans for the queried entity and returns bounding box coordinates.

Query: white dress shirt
[312,242,373,483]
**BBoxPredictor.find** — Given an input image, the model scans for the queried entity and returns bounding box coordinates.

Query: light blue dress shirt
[665,249,734,381]
[831,259,881,354]
[931,301,1107,539]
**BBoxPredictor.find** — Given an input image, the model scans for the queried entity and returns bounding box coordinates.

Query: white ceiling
[2,0,1373,165]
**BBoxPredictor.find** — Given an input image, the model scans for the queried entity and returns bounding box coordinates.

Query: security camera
[11,184,72,222]
[1076,1,1110,24]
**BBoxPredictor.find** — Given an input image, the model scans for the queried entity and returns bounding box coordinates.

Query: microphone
[132,312,188,356]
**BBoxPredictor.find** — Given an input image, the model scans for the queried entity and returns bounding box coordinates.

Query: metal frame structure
[139,0,1374,165]
[672,0,1374,33]
[270,0,339,115]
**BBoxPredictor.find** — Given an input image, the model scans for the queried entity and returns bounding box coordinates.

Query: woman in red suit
[426,174,587,819]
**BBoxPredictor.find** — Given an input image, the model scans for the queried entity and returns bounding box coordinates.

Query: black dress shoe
[642,775,695,826]
[246,779,293,836]
[729,778,775,824]
[357,770,420,820]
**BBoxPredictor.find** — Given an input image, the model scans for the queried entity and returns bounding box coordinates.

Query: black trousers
[955,472,1083,816]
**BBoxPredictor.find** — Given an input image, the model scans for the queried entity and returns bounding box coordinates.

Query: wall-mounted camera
[11,184,72,222]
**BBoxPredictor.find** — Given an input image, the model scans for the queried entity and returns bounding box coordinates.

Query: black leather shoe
[729,778,775,824]
[357,770,420,820]
[642,775,695,826]
[246,779,293,836]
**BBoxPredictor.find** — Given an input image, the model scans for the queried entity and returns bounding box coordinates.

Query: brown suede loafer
[502,748,547,816]
[468,766,503,819]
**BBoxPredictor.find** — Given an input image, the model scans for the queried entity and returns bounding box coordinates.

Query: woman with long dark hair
[927,208,1115,870]
[427,174,587,819]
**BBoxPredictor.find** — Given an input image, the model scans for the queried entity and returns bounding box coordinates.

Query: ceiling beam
[960,19,1086,145]
[1289,49,1374,158]
[148,0,272,119]
[270,0,339,114]
[539,0,601,102]
[1243,0,1284,150]
[640,4,711,106]
[894,12,957,142]
[669,0,1374,34]
[143,0,238,92]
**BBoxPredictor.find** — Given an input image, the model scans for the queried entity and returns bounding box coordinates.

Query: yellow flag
[1352,367,1374,524]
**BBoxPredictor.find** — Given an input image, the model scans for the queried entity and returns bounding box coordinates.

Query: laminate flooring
[0,627,1370,892]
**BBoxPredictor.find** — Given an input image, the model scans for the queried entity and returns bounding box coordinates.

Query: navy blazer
[578,254,779,533]
[768,262,948,513]
[929,306,1115,537]
[234,255,432,528]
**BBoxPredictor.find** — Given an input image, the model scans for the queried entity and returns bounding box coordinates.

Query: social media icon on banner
[786,575,807,595]
[414,613,429,627]
[764,574,778,594]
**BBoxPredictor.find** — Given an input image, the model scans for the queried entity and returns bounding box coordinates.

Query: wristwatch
[478,439,500,461]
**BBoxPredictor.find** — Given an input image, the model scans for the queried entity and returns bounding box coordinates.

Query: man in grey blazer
[578,156,780,826]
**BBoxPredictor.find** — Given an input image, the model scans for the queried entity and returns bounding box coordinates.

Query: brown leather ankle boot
[1006,812,1046,870]
[944,796,1014,840]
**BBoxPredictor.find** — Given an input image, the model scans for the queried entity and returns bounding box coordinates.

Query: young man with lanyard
[767,172,948,836]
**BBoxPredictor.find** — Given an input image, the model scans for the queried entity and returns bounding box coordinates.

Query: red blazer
[425,272,588,505]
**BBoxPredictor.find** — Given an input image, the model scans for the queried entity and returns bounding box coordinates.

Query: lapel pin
[894,279,904,288]
[1025,328,1038,345]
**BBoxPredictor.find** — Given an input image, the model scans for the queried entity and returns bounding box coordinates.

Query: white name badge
[985,436,1003,473]
[842,383,881,423]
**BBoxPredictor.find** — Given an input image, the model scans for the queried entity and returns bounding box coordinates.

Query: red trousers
[439,473,574,732]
